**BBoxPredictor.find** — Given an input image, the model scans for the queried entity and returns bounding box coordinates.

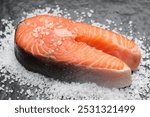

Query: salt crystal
[106,19,112,24]
[90,9,94,13]
[51,50,54,53]
[41,31,45,35]
[129,21,133,25]
[0,87,4,90]
[26,89,31,95]
[32,33,38,38]
[48,50,52,55]
[57,40,62,45]
[40,40,44,45]
[62,38,66,41]
[45,32,49,35]
[20,89,24,93]
[87,12,92,17]
[0,31,2,35]
[46,23,53,28]
[119,27,122,31]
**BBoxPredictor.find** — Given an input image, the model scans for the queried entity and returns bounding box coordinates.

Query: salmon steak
[15,15,141,88]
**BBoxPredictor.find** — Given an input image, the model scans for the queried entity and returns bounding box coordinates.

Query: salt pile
[0,5,150,100]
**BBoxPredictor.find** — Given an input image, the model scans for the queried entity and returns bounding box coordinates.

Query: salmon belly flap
[15,15,141,88]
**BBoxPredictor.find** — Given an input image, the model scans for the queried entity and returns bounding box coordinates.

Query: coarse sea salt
[0,5,150,100]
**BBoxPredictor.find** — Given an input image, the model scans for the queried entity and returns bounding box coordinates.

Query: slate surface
[0,0,150,100]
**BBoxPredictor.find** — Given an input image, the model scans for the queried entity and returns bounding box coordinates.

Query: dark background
[0,0,150,99]
[1,0,150,37]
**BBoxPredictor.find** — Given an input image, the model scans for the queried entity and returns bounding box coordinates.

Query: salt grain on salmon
[41,31,45,35]
[57,40,62,45]
[45,32,49,35]
[47,50,53,55]
[40,40,44,44]
[32,33,38,38]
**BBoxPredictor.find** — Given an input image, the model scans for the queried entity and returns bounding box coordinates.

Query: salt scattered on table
[0,5,150,100]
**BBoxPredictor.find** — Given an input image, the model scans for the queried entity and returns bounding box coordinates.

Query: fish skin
[15,15,141,88]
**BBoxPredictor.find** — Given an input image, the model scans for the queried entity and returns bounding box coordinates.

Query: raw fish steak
[15,15,141,88]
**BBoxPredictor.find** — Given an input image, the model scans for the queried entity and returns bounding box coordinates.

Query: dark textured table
[0,0,150,100]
